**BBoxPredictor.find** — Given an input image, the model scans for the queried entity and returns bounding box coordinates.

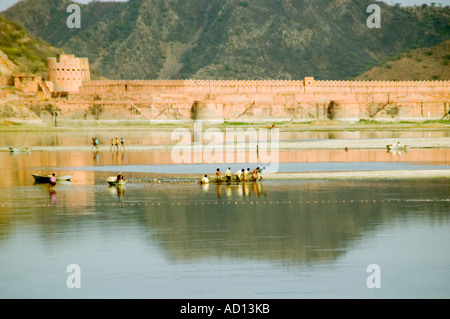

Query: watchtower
[47,54,90,92]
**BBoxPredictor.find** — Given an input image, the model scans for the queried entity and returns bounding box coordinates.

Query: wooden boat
[207,178,262,184]
[9,147,31,153]
[32,174,72,183]
[107,176,126,187]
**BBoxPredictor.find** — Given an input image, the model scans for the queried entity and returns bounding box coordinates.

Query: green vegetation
[0,14,62,77]
[357,119,450,125]
[357,40,450,81]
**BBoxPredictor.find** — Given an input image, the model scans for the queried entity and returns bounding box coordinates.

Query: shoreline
[261,169,450,180]
[0,120,449,132]
[2,137,450,152]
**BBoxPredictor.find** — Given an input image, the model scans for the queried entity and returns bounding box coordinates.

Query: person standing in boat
[49,173,57,189]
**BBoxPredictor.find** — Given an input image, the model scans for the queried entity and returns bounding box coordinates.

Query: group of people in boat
[199,166,266,184]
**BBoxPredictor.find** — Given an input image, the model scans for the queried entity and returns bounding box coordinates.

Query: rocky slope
[3,0,450,80]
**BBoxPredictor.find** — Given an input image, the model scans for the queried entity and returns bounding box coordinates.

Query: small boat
[9,147,31,153]
[107,176,126,187]
[32,174,72,183]
[386,144,409,151]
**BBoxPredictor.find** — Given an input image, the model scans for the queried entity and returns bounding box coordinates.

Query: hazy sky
[1,0,449,13]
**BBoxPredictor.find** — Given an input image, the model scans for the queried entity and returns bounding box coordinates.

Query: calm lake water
[0,130,449,299]
[0,129,449,148]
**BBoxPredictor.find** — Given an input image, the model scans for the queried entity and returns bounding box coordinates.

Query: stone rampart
[56,78,450,122]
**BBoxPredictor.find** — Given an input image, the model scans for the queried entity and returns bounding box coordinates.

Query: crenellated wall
[71,78,449,121]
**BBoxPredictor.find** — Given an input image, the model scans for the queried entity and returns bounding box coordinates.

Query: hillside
[356,40,450,81]
[0,14,62,78]
[3,0,450,80]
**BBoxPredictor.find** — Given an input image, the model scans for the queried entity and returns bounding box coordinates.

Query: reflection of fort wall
[138,189,389,262]
[1,131,448,149]
[1,148,448,186]
[0,152,96,187]
[1,179,448,264]
[138,180,450,263]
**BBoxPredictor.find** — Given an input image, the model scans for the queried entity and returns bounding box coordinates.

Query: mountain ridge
[3,0,450,80]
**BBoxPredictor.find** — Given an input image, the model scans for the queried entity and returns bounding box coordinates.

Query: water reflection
[108,185,125,200]
[211,181,267,199]
[1,147,448,187]
[49,188,57,205]
[1,129,449,148]
[1,179,449,265]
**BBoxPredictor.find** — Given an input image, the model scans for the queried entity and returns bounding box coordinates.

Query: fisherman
[116,172,124,181]
[251,167,259,181]
[235,169,244,182]
[199,174,209,184]
[121,137,125,150]
[115,137,119,150]
[110,139,115,150]
[215,168,222,183]
[225,167,232,182]
[49,173,57,189]
[94,137,99,149]
[257,167,265,181]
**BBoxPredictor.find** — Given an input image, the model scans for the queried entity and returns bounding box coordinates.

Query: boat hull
[32,174,72,183]
[107,177,126,187]
[9,147,31,153]
[386,145,410,151]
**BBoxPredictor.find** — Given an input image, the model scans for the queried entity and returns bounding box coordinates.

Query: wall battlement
[38,54,449,122]
[72,77,449,122]
[79,78,449,102]
[48,54,90,92]
[80,78,449,94]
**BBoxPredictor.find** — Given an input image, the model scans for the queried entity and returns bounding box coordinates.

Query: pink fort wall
[69,78,448,121]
